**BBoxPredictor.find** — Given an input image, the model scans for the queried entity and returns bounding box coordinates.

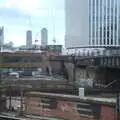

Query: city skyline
[0,0,65,46]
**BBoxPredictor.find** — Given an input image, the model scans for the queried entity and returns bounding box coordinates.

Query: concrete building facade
[26,30,32,48]
[65,0,120,48]
[41,28,48,46]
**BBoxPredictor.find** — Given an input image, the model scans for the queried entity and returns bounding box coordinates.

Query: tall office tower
[65,0,89,48]
[0,26,4,47]
[41,28,48,46]
[89,0,120,47]
[65,0,120,49]
[26,30,32,48]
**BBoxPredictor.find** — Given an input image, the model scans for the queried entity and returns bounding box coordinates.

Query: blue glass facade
[89,0,120,47]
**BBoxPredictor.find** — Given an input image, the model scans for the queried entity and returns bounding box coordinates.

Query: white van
[9,72,19,79]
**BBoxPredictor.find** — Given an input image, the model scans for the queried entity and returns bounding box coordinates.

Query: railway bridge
[0,52,120,112]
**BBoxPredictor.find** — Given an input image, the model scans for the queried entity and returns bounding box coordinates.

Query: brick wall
[101,105,115,120]
[25,94,115,120]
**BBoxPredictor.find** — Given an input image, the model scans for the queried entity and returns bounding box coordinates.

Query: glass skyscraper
[41,28,48,46]
[89,0,120,47]
[65,0,120,48]
[26,30,32,48]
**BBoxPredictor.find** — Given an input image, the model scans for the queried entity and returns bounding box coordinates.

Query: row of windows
[91,39,116,45]
[91,6,117,14]
[90,0,117,7]
[91,16,117,20]
[90,27,117,45]
[91,32,117,44]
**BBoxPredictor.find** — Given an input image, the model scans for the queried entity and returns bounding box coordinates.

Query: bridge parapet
[2,79,69,90]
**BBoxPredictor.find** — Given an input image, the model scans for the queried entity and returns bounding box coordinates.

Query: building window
[103,27,106,45]
[92,0,95,15]
[100,27,102,45]
[92,39,95,45]
[111,38,113,45]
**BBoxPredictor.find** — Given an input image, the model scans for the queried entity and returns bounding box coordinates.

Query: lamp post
[116,92,120,120]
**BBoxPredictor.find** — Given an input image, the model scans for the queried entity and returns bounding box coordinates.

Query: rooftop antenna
[28,15,32,29]
[52,9,56,45]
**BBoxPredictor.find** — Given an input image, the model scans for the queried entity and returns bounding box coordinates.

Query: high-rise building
[41,28,48,46]
[26,30,32,48]
[89,0,120,47]
[0,26,4,47]
[65,0,120,49]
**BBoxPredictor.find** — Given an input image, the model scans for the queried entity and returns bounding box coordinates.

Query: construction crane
[52,9,57,45]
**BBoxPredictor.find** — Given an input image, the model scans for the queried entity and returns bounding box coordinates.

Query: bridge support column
[64,62,74,83]
[41,53,52,75]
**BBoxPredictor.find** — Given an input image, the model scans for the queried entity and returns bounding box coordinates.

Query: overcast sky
[0,0,65,46]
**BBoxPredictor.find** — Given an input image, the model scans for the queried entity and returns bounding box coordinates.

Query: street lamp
[116,92,120,120]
